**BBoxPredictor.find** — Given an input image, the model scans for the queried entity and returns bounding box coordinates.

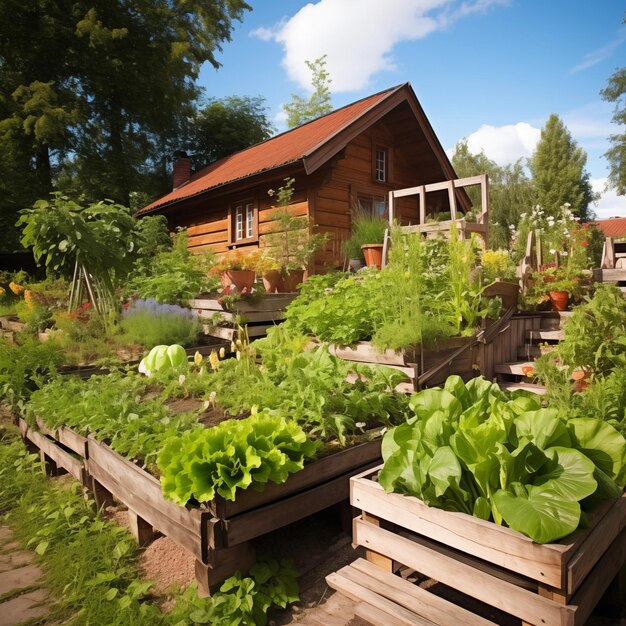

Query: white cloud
[462,122,541,166]
[252,0,508,93]
[591,178,626,219]
[570,30,626,73]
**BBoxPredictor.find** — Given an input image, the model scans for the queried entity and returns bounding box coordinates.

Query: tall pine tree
[530,114,596,221]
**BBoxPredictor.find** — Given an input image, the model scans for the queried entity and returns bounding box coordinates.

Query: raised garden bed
[329,336,478,391]
[190,294,297,341]
[19,419,382,594]
[330,465,626,626]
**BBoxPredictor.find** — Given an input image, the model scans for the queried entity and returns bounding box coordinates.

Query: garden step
[500,382,547,395]
[539,311,573,330]
[518,345,544,359]
[526,329,564,342]
[494,361,536,377]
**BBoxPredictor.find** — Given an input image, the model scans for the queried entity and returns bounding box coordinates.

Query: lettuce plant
[379,375,626,543]
[158,411,320,504]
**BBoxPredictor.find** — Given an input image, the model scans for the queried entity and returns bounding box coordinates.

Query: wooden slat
[354,519,574,626]
[327,571,434,626]
[190,294,296,313]
[85,437,206,562]
[196,309,284,323]
[351,468,570,587]
[222,465,377,547]
[567,494,626,594]
[24,427,84,483]
[355,601,418,626]
[57,427,89,458]
[202,324,272,340]
[341,558,497,626]
[210,439,381,517]
[329,342,411,366]
[569,526,626,626]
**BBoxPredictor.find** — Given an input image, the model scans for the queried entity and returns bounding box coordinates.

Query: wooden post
[127,510,157,546]
[40,451,59,477]
[362,513,393,573]
[90,477,115,509]
[195,542,256,597]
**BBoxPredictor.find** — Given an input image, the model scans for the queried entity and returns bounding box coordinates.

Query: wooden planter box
[483,279,520,311]
[329,336,477,391]
[189,293,297,341]
[329,465,626,626]
[20,418,381,594]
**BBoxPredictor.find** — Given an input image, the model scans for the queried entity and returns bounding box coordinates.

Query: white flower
[355,422,366,430]
[209,391,217,401]
[561,251,568,256]
[549,248,556,255]
[178,374,186,386]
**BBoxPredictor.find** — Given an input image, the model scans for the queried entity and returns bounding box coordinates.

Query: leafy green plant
[0,337,64,411]
[127,229,219,304]
[379,375,626,543]
[481,249,517,283]
[169,558,299,625]
[158,411,320,504]
[343,206,388,259]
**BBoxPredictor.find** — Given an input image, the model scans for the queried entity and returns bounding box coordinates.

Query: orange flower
[9,281,24,295]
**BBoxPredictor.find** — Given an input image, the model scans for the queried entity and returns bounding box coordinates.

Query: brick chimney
[172,151,191,190]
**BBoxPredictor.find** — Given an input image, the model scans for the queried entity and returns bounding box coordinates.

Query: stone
[0,589,50,626]
[0,551,34,574]
[0,564,43,596]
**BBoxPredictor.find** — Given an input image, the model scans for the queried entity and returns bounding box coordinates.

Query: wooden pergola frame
[387,174,489,246]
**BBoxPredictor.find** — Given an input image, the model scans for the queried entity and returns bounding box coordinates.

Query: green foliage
[0,436,164,624]
[26,371,201,468]
[541,285,626,375]
[186,96,274,168]
[0,0,251,209]
[480,249,517,283]
[264,178,328,271]
[158,411,319,504]
[601,54,626,195]
[530,114,597,221]
[379,375,626,543]
[283,55,333,128]
[451,140,534,249]
[169,558,298,626]
[210,327,410,445]
[0,336,64,411]
[345,208,388,254]
[127,230,219,304]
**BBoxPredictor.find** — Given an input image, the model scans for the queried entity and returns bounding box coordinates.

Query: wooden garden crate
[329,337,478,391]
[189,293,296,341]
[328,465,626,626]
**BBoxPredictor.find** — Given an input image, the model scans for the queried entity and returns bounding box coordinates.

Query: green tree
[283,55,333,128]
[185,96,274,169]
[601,65,626,195]
[451,140,534,248]
[530,114,596,221]
[0,0,251,248]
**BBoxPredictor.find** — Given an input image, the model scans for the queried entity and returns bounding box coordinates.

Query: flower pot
[219,269,255,292]
[361,244,384,269]
[282,269,304,292]
[548,290,569,312]
[262,270,284,294]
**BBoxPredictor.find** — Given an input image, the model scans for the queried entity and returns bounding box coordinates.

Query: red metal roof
[138,85,404,215]
[593,217,626,238]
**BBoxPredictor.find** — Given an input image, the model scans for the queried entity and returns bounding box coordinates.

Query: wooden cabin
[137,83,468,272]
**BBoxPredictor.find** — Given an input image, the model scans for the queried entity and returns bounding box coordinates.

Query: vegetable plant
[379,375,626,543]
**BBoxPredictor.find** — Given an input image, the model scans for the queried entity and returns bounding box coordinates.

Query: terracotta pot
[361,244,384,269]
[282,269,304,292]
[219,269,256,292]
[262,270,284,293]
[548,290,569,312]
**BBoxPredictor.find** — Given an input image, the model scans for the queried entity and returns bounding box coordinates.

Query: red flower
[581,240,588,247]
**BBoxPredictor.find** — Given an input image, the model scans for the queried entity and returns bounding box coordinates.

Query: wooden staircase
[594,239,626,295]
[495,311,571,393]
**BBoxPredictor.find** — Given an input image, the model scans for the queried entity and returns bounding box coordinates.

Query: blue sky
[198,0,626,218]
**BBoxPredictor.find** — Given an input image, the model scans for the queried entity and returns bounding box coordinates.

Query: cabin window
[232,201,257,243]
[358,195,388,219]
[374,146,388,182]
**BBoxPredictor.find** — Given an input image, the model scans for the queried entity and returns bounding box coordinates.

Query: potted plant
[342,236,364,272]
[531,265,577,311]
[211,250,258,292]
[264,178,328,291]
[254,251,283,293]
[347,208,388,270]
